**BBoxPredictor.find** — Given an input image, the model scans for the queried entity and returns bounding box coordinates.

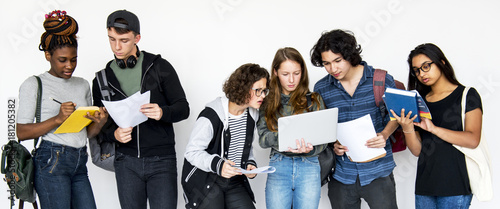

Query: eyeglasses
[252,88,269,97]
[411,62,434,76]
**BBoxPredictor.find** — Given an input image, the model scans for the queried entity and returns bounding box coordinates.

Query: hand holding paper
[114,127,133,143]
[140,103,163,121]
[244,164,257,179]
[366,133,387,148]
[102,91,151,128]
[336,114,386,162]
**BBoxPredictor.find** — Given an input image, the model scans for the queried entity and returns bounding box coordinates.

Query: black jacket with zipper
[92,51,189,157]
[181,106,256,209]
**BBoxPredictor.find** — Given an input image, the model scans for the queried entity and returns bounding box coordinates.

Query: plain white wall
[1,0,498,208]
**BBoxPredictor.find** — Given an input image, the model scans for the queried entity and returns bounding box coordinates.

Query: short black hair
[310,29,362,67]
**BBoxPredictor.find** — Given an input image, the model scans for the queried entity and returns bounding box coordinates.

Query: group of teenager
[16,9,482,209]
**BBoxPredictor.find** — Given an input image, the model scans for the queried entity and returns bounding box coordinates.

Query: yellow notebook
[54,106,99,134]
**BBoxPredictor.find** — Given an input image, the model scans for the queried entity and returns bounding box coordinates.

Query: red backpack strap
[394,80,405,90]
[373,69,387,107]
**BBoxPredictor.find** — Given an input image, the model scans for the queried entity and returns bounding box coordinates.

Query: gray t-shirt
[17,71,91,148]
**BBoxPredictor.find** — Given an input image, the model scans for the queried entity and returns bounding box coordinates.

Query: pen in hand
[49,97,63,104]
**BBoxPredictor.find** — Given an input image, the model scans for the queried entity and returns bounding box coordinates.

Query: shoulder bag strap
[461,87,471,129]
[33,76,42,149]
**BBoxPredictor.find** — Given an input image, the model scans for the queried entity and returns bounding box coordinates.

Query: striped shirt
[313,61,396,186]
[227,109,248,168]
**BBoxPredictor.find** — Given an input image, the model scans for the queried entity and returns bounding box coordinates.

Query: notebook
[278,108,338,151]
[54,106,99,134]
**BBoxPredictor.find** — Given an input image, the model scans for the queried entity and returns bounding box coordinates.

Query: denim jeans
[34,140,96,209]
[415,194,472,209]
[114,152,177,209]
[328,173,397,209]
[265,153,321,209]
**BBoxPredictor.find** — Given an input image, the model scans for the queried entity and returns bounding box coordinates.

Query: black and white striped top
[227,109,248,168]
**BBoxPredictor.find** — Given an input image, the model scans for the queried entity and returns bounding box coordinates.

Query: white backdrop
[1,0,499,208]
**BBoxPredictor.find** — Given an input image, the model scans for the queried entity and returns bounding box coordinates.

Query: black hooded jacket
[92,51,189,157]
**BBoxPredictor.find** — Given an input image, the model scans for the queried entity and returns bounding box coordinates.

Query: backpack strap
[306,92,312,111]
[95,69,114,102]
[33,76,42,150]
[373,69,387,107]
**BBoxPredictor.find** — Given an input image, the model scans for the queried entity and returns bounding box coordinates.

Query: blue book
[382,87,432,123]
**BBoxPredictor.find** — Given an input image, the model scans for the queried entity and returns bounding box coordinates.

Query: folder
[54,106,99,134]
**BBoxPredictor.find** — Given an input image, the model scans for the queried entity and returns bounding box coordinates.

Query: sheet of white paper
[102,91,150,128]
[336,114,386,162]
[237,166,276,174]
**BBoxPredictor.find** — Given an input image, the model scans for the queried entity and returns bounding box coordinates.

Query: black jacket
[181,106,256,209]
[92,51,189,157]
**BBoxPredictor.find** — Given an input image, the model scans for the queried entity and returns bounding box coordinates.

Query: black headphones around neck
[115,45,140,69]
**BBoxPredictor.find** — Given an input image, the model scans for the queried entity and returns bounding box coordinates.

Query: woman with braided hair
[16,10,107,209]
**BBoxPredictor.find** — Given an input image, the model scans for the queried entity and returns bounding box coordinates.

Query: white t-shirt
[17,71,91,148]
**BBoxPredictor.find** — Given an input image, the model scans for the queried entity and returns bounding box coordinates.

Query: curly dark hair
[223,63,270,106]
[310,29,362,67]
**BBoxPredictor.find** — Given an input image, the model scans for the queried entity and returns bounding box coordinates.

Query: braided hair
[39,10,78,54]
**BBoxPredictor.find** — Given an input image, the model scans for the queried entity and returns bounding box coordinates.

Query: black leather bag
[319,143,335,186]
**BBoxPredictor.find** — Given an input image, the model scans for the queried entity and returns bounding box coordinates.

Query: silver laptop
[278,108,338,151]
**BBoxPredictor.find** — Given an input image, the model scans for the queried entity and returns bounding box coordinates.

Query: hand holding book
[389,108,418,133]
[382,87,432,123]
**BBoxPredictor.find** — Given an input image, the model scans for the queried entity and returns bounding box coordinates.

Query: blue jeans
[114,152,177,209]
[265,153,321,209]
[415,194,472,209]
[34,140,96,209]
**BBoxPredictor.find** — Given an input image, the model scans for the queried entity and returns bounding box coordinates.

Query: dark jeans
[34,140,96,209]
[114,152,177,209]
[199,175,255,209]
[328,173,398,209]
